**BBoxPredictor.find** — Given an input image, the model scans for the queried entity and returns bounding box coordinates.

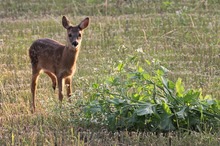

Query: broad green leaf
[160,114,175,131]
[86,101,102,113]
[138,66,144,73]
[163,1,172,7]
[168,80,175,90]
[108,98,125,105]
[204,94,212,100]
[160,65,169,73]
[136,104,154,116]
[176,106,187,119]
[142,73,150,80]
[89,106,102,113]
[175,78,185,97]
[92,83,99,89]
[161,76,168,88]
[183,89,200,104]
[164,80,175,96]
[198,104,204,120]
[145,59,151,65]
[132,93,140,101]
[107,77,120,86]
[128,55,137,62]
[206,99,215,106]
[137,86,143,93]
[107,76,114,83]
[117,62,124,72]
[162,102,172,115]
[161,77,174,95]
[157,69,164,76]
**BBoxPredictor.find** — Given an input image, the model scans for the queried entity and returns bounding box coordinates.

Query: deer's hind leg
[44,71,57,91]
[31,67,40,112]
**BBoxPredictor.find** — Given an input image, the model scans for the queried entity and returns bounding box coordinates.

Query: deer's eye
[78,33,81,38]
[68,34,72,37]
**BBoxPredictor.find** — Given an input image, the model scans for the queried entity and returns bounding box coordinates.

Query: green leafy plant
[80,56,220,133]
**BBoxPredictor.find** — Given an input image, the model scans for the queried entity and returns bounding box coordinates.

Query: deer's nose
[72,41,78,47]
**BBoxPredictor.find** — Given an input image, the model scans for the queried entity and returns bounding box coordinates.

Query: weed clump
[79,56,220,133]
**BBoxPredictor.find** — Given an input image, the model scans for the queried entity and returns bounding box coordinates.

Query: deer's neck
[62,45,80,69]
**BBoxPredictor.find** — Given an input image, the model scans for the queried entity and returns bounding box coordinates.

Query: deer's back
[29,38,65,67]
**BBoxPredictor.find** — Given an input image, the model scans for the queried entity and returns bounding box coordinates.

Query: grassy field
[0,0,220,145]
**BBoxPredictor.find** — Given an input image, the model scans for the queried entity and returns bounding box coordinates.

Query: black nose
[72,41,78,47]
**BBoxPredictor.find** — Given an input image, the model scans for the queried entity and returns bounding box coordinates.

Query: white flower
[136,47,143,53]
[176,10,182,16]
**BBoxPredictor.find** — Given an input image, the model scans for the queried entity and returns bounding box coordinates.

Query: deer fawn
[29,16,89,112]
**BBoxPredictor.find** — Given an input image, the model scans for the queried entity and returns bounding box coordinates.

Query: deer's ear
[62,16,70,29]
[78,17,89,30]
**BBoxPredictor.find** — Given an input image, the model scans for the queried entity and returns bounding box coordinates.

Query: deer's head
[62,16,89,49]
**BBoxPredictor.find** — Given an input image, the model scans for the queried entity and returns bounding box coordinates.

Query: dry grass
[0,0,219,145]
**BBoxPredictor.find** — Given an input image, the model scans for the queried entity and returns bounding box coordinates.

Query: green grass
[0,0,220,145]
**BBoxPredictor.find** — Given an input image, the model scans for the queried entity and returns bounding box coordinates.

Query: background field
[0,0,220,145]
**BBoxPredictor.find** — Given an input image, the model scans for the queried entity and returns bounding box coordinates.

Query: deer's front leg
[58,77,64,101]
[65,77,72,98]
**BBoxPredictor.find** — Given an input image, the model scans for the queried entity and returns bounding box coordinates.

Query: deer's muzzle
[72,41,78,47]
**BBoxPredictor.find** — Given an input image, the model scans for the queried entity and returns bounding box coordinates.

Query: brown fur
[29,16,89,112]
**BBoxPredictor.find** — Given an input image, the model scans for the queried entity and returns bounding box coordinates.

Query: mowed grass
[0,0,220,145]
